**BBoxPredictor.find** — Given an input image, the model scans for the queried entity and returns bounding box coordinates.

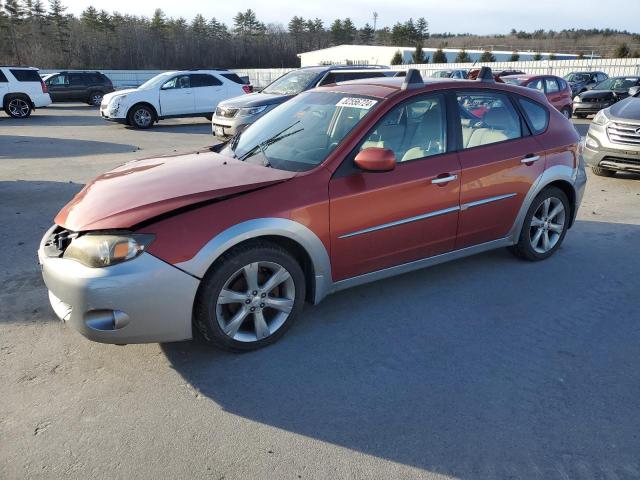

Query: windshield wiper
[238,120,304,163]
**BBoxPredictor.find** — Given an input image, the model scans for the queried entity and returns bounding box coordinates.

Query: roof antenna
[401,68,423,90]
[477,66,494,82]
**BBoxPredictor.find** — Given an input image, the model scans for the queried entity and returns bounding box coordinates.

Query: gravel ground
[1,106,640,480]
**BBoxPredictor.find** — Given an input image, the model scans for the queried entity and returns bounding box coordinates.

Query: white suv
[0,66,52,118]
[100,69,250,129]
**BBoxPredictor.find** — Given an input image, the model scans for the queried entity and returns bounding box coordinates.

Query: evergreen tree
[415,17,429,41]
[479,49,496,62]
[509,51,520,61]
[548,53,556,60]
[412,43,426,64]
[454,49,471,63]
[329,19,343,44]
[432,48,447,63]
[614,43,630,58]
[532,52,542,60]
[342,18,356,43]
[390,50,403,65]
[359,23,374,45]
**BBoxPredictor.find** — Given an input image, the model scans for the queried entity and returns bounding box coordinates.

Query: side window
[9,69,42,82]
[0,70,8,82]
[518,97,549,134]
[526,79,544,92]
[162,75,191,90]
[545,78,559,93]
[69,73,87,85]
[598,73,607,82]
[557,78,567,91]
[457,91,522,149]
[359,95,446,162]
[190,74,222,87]
[49,74,68,86]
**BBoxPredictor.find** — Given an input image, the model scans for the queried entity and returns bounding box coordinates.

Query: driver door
[159,74,195,116]
[329,94,461,281]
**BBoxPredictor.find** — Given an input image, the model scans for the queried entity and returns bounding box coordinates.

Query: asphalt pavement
[1,105,639,480]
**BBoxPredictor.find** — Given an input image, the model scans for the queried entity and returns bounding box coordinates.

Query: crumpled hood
[609,97,640,120]
[579,89,619,100]
[55,151,297,231]
[218,92,292,108]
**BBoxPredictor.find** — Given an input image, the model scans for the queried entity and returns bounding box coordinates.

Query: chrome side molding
[460,193,517,211]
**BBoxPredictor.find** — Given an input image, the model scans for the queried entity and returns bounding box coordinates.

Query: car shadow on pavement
[0,135,138,159]
[162,219,640,479]
[124,122,215,135]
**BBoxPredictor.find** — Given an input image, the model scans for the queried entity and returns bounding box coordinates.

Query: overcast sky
[60,0,639,35]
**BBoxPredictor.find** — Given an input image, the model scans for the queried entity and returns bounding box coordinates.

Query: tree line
[1,1,638,69]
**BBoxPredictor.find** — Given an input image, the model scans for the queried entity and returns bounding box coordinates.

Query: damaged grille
[43,227,78,257]
[607,121,640,145]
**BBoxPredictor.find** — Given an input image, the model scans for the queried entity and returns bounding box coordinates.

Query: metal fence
[390,57,640,78]
[40,58,640,90]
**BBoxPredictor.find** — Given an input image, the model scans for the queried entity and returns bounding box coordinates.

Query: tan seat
[399,106,444,161]
[466,107,519,148]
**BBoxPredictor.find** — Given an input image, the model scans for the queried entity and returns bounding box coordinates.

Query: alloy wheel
[216,261,295,343]
[91,93,103,106]
[133,108,152,127]
[8,98,30,117]
[529,197,566,254]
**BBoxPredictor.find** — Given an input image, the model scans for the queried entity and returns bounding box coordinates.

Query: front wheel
[560,107,572,119]
[127,104,155,129]
[510,187,570,261]
[194,241,306,351]
[88,91,104,106]
[575,113,588,119]
[5,96,32,118]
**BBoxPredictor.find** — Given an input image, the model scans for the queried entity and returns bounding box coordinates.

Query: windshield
[594,77,639,91]
[262,70,319,95]
[221,91,379,172]
[564,72,590,83]
[138,72,175,89]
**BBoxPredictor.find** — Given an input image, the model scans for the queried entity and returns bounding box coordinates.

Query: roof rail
[401,68,423,90]
[477,66,495,83]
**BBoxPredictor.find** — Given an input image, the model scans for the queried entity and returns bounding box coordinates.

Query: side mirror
[354,147,396,172]
[628,86,640,97]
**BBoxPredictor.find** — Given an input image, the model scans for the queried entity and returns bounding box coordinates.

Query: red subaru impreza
[38,68,587,351]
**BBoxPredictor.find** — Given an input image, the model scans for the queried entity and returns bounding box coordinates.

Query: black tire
[575,113,588,119]
[510,186,571,262]
[591,166,616,177]
[4,95,32,118]
[87,91,104,107]
[560,107,572,119]
[194,241,306,351]
[127,104,155,129]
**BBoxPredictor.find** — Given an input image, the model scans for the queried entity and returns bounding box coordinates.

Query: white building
[297,44,583,67]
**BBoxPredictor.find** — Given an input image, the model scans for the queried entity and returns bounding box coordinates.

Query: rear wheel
[575,113,588,119]
[88,91,104,107]
[560,107,572,119]
[194,241,306,351]
[510,186,570,261]
[4,96,32,118]
[127,104,155,129]
[591,166,616,177]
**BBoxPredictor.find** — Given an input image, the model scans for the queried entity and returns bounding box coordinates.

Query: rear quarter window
[221,73,246,84]
[0,70,8,82]
[10,69,41,82]
[518,97,549,134]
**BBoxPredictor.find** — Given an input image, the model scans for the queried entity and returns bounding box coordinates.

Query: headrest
[482,107,513,130]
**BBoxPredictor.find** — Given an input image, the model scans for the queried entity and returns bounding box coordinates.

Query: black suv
[42,71,114,106]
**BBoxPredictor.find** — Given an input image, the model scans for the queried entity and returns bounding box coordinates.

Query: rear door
[329,93,461,280]
[159,74,195,116]
[68,73,88,101]
[454,89,545,249]
[190,73,225,114]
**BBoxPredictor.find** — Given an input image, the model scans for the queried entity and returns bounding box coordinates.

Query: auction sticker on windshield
[336,97,378,109]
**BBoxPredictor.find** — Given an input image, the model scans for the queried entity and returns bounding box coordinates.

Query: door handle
[521,154,540,164]
[431,174,458,185]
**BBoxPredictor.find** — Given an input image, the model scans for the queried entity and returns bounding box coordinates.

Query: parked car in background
[431,69,468,79]
[0,66,51,118]
[564,71,608,96]
[573,76,640,118]
[42,71,114,106]
[583,87,640,176]
[468,69,526,82]
[100,69,250,129]
[211,65,390,139]
[39,68,586,351]
[502,74,573,118]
